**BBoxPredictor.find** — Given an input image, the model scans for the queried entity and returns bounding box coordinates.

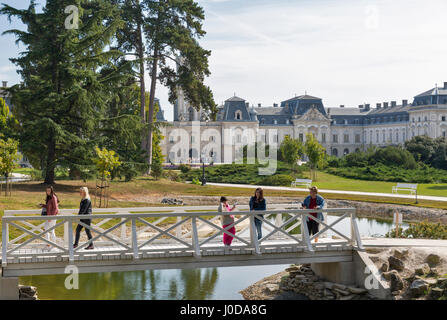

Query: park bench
[392,183,418,195]
[291,179,312,188]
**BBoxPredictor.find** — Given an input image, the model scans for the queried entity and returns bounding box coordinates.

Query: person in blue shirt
[249,188,266,240]
[301,186,325,243]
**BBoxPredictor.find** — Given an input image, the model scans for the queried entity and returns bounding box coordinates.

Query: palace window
[322,133,326,143]
[355,134,361,144]
[235,111,242,120]
[343,134,349,143]
[299,133,304,142]
[332,134,338,143]
[169,136,175,144]
[442,116,446,122]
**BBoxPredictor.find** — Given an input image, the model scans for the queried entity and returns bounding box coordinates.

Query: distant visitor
[301,186,325,243]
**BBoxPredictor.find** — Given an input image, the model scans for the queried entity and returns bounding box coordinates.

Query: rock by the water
[426,254,441,267]
[393,249,409,260]
[415,263,430,276]
[161,198,184,205]
[410,280,429,297]
[333,283,347,291]
[390,272,404,292]
[265,284,279,292]
[324,282,334,290]
[388,256,405,271]
[380,262,389,273]
[424,278,438,286]
[348,287,368,294]
[333,288,350,296]
[430,288,444,300]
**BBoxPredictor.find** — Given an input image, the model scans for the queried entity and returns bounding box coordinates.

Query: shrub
[386,221,447,240]
[164,170,182,182]
[179,164,191,174]
[192,178,201,185]
[30,169,43,181]
[260,174,294,186]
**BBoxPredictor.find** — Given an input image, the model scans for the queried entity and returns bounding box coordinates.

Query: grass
[301,170,447,198]
[12,168,33,175]
[1,176,447,242]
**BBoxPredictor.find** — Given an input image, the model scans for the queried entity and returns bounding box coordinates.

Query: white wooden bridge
[1,205,363,278]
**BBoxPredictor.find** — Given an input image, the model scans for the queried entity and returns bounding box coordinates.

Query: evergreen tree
[142,0,216,171]
[112,0,148,152]
[1,0,126,184]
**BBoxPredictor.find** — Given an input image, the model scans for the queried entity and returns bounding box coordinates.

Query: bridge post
[68,220,74,262]
[191,217,201,257]
[176,216,182,239]
[274,213,282,240]
[2,221,7,266]
[350,211,364,250]
[131,218,139,259]
[121,218,127,243]
[301,214,313,252]
[249,215,260,255]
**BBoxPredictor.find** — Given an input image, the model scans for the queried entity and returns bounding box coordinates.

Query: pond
[19,215,407,300]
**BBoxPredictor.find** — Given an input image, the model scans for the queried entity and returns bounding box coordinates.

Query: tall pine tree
[142,0,216,172]
[1,0,127,184]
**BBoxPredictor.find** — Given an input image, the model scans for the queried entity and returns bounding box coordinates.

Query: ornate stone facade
[161,83,447,163]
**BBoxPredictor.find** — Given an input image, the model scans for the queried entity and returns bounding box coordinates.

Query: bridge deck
[1,239,354,277]
[1,238,351,264]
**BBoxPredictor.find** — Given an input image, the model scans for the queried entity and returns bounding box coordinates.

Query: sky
[1,0,447,121]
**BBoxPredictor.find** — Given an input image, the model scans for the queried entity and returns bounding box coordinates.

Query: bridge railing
[1,206,362,266]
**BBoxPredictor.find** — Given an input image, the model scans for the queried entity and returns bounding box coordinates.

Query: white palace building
[160,82,447,164]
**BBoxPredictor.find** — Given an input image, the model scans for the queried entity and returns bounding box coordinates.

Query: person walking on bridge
[73,187,94,250]
[302,186,325,243]
[218,196,237,247]
[250,188,266,241]
[39,186,60,248]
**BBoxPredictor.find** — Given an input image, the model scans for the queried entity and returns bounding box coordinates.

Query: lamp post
[201,154,207,186]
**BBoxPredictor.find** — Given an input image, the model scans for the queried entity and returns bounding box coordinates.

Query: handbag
[41,207,47,216]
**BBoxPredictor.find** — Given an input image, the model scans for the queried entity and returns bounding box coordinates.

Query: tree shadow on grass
[3,181,91,194]
[425,185,447,191]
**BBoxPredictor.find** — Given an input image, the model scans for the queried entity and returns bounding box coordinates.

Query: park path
[206,182,447,202]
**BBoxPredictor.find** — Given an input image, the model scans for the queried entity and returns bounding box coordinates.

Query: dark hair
[45,186,60,204]
[220,196,228,203]
[254,188,264,202]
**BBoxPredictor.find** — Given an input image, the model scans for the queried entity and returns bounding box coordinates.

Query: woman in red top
[39,186,60,247]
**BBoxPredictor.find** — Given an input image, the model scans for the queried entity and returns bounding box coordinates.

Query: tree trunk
[44,137,56,185]
[147,48,159,173]
[136,1,147,153]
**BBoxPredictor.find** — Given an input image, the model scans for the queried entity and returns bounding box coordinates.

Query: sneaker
[73,244,78,249]
[85,244,94,250]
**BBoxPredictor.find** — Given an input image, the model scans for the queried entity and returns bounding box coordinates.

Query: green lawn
[301,171,447,198]
[12,168,33,175]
